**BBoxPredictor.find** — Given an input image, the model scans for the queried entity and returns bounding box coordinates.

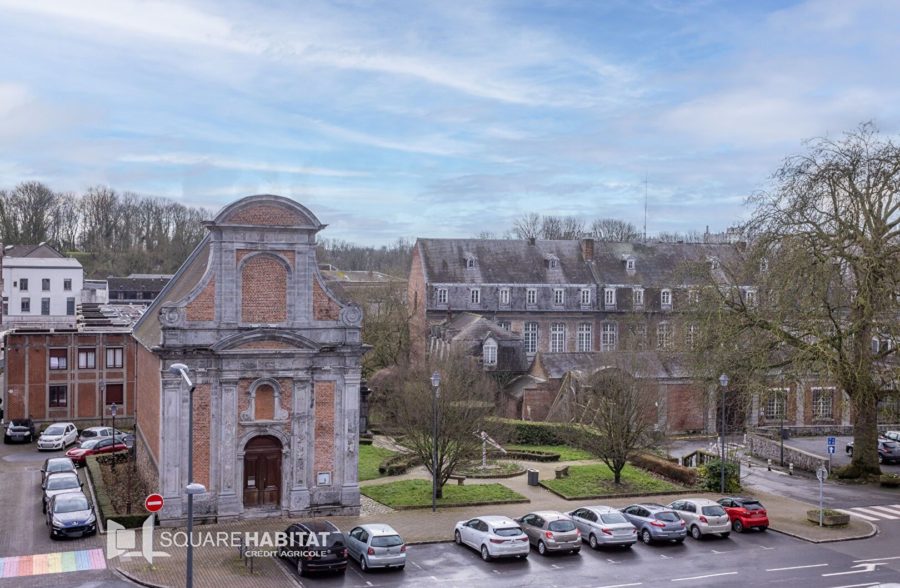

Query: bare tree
[590,218,640,242]
[512,213,541,240]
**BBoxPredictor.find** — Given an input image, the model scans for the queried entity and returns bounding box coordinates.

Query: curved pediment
[212,330,320,352]
[215,195,324,230]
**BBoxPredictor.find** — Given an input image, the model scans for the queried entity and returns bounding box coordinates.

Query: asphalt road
[785,435,900,473]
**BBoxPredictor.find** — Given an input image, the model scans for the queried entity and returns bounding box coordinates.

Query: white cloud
[118,153,368,177]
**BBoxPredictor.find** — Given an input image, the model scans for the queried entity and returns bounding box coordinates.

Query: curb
[538,484,694,501]
[381,497,531,511]
[115,567,171,588]
[768,520,878,544]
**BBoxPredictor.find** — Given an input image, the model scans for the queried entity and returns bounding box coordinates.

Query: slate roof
[536,351,694,380]
[440,312,522,343]
[589,242,739,287]
[2,257,82,269]
[2,244,64,258]
[417,239,594,284]
[107,275,172,293]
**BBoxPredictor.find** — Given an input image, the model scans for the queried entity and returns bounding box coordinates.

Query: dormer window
[708,257,720,271]
[661,289,672,309]
[580,288,591,306]
[546,254,559,269]
[744,289,757,307]
[526,288,537,305]
[437,288,448,304]
[470,288,481,304]
[633,287,644,307]
[499,287,510,305]
[626,258,636,271]
[553,288,565,305]
[483,338,498,366]
[465,254,478,269]
[604,288,616,309]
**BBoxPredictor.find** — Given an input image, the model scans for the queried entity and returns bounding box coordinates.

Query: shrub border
[85,455,147,529]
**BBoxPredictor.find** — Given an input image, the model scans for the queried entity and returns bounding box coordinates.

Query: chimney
[580,238,595,261]
[527,236,536,246]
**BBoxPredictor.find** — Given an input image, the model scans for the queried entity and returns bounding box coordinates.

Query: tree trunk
[613,464,623,484]
[850,385,881,476]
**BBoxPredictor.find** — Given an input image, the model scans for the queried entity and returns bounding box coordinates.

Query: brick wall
[666,383,706,432]
[234,340,295,350]
[186,277,216,321]
[192,384,211,488]
[135,343,161,463]
[313,278,340,321]
[313,381,335,476]
[255,385,275,420]
[224,203,302,226]
[241,254,287,323]
[522,385,556,420]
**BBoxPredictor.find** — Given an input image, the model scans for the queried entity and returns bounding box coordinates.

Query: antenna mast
[643,175,648,242]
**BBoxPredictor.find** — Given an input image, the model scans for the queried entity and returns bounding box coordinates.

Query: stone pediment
[212,330,320,352]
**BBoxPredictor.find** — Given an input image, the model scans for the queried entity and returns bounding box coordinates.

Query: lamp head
[169,363,189,375]
[431,371,441,388]
[719,373,729,388]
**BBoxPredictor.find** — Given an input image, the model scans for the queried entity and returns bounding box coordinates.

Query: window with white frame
[19,278,28,291]
[745,289,757,307]
[526,288,537,305]
[626,258,635,271]
[604,288,616,308]
[553,288,565,305]
[633,288,644,307]
[437,288,448,304]
[765,388,787,420]
[872,337,880,354]
[497,321,511,331]
[483,339,497,366]
[499,288,510,305]
[601,322,617,351]
[688,290,699,304]
[470,288,481,304]
[661,289,672,308]
[686,324,700,349]
[633,323,647,350]
[550,323,566,352]
[524,322,539,354]
[580,288,591,306]
[577,323,592,352]
[548,256,559,269]
[656,322,672,350]
[812,387,835,420]
[465,255,477,269]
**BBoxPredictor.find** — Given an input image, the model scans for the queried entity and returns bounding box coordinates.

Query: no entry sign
[145,493,164,513]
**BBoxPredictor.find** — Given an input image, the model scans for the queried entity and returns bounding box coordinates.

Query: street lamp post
[169,363,205,588]
[719,374,729,493]
[110,403,117,470]
[430,371,441,513]
[779,383,786,467]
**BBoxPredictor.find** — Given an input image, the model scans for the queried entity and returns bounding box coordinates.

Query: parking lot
[784,435,900,472]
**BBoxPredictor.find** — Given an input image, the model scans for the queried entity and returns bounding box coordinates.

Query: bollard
[789,463,794,475]
[767,458,772,471]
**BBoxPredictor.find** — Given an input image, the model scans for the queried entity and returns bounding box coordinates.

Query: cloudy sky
[1,0,898,244]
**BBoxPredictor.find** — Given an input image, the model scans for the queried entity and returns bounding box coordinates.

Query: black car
[4,418,36,443]
[46,491,97,539]
[279,520,348,576]
[41,457,77,486]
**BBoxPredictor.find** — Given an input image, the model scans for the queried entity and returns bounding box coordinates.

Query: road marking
[671,572,738,582]
[551,564,562,569]
[852,555,900,562]
[836,509,879,521]
[410,560,424,570]
[849,507,898,520]
[606,558,621,564]
[492,569,501,574]
[659,554,671,559]
[828,583,880,588]
[865,505,900,516]
[766,563,829,572]
[366,582,373,587]
[760,546,775,550]
[0,549,106,579]
[594,583,642,588]
[822,563,886,576]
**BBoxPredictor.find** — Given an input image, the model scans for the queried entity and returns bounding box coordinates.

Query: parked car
[883,431,900,442]
[620,503,687,545]
[41,457,77,486]
[278,520,348,576]
[37,423,78,451]
[41,471,83,513]
[66,437,129,466]
[77,426,127,445]
[668,499,731,540]
[516,511,581,555]
[717,497,769,532]
[846,439,900,464]
[568,506,637,549]
[346,524,406,571]
[46,491,97,539]
[4,418,36,443]
[454,516,530,561]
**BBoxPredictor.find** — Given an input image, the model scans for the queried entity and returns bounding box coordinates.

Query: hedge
[629,452,697,486]
[491,418,568,445]
[487,449,561,462]
[378,453,423,476]
[85,455,147,529]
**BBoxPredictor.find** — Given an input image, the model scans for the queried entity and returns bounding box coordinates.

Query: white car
[77,426,126,445]
[568,505,637,549]
[668,498,732,539]
[454,516,530,561]
[37,422,79,451]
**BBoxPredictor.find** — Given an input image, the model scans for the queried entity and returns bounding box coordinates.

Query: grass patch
[358,444,398,481]
[505,444,594,461]
[361,479,527,509]
[541,463,684,499]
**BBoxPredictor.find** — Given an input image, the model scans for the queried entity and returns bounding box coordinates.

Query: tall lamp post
[779,380,786,467]
[110,403,117,470]
[169,363,205,588]
[430,371,441,513]
[719,373,729,493]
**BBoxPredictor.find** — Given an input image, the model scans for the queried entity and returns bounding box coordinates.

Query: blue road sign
[827,436,836,446]
[827,445,836,454]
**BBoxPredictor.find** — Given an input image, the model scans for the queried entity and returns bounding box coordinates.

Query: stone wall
[747,433,829,473]
[756,424,900,438]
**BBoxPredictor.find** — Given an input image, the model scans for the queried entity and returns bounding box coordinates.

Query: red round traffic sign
[145,493,164,512]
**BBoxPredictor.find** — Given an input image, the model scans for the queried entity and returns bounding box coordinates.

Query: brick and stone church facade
[132,195,365,524]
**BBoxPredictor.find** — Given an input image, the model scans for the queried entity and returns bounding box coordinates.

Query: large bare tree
[590,218,640,242]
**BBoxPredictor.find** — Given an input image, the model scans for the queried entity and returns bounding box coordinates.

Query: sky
[0,0,898,245]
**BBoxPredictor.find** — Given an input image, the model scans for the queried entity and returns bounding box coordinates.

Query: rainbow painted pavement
[0,548,106,579]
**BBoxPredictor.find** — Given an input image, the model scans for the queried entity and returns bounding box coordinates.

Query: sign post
[826,436,836,470]
[145,493,164,513]
[816,466,828,526]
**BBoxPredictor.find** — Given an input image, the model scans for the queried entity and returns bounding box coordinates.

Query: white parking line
[852,555,900,562]
[828,583,880,588]
[671,572,737,582]
[760,546,775,550]
[594,583,642,588]
[866,505,900,516]
[766,563,829,572]
[836,509,879,521]
[551,564,562,569]
[850,507,898,519]
[659,554,671,559]
[410,561,423,570]
[606,558,621,564]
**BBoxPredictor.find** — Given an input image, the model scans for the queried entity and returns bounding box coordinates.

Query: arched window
[483,339,498,366]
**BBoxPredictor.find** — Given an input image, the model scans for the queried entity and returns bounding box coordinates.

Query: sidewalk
[116,458,877,587]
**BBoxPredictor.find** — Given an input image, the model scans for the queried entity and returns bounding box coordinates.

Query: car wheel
[538,541,547,555]
[641,529,652,545]
[720,532,730,539]
[691,526,702,540]
[732,520,744,533]
[879,454,884,464]
[454,530,462,545]
[360,556,368,572]
[589,534,598,549]
[481,545,492,561]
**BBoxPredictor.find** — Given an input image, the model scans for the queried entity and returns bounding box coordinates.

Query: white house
[1,244,84,328]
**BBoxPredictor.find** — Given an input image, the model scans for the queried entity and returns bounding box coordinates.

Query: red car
[65,437,128,465]
[717,497,769,533]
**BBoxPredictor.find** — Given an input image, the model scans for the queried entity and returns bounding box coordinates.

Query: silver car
[516,511,581,555]
[620,503,687,545]
[346,524,406,571]
[568,506,637,549]
[668,499,731,540]
[454,516,530,561]
[41,471,83,513]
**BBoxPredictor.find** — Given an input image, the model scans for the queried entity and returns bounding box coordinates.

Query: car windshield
[741,501,764,511]
[82,430,99,438]
[48,460,73,472]
[882,441,898,449]
[549,520,575,532]
[80,439,101,449]
[701,506,727,516]
[371,535,403,547]
[9,424,29,431]
[44,426,65,435]
[600,513,628,524]
[54,495,89,513]
[654,512,679,522]
[494,527,523,537]
[47,476,79,490]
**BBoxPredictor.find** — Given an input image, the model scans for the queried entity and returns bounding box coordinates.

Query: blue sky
[0,0,898,245]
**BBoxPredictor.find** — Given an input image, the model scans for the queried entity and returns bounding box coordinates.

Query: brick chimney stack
[580,238,595,261]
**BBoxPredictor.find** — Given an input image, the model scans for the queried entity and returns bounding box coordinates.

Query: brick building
[131,194,365,525]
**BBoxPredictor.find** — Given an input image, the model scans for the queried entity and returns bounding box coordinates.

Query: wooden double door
[243,435,282,508]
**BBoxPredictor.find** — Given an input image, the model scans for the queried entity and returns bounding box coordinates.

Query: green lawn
[541,463,684,499]
[358,444,398,482]
[361,479,527,509]
[505,444,594,461]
